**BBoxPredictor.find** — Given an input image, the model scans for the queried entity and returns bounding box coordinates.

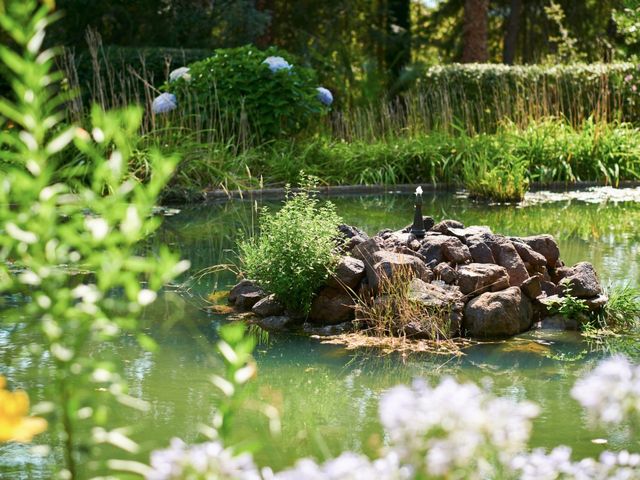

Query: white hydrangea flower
[571,356,640,425]
[270,452,411,480]
[152,93,178,114]
[316,87,333,106]
[263,56,292,73]
[146,438,261,480]
[169,67,191,83]
[379,377,538,478]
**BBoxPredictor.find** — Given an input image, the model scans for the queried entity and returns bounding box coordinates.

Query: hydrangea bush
[154,45,331,140]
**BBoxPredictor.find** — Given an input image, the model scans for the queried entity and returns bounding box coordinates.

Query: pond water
[2,190,640,478]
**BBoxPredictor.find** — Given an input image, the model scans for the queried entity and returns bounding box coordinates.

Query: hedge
[414,63,639,131]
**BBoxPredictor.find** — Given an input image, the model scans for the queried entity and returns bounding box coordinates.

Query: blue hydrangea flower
[263,56,292,73]
[169,67,191,83]
[152,93,177,114]
[316,86,333,106]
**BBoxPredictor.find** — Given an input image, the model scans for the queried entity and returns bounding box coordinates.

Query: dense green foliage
[239,180,342,314]
[139,120,640,201]
[170,45,325,140]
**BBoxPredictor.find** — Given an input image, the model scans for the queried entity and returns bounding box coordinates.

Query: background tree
[462,0,489,62]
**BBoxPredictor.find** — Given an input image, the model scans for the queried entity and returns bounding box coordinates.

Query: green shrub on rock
[170,45,327,141]
[239,178,342,315]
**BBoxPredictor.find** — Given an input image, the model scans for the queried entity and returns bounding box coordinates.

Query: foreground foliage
[0,1,185,477]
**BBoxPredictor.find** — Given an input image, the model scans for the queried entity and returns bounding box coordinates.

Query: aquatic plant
[239,176,342,314]
[600,284,640,331]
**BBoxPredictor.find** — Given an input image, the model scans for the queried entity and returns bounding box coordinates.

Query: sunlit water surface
[2,190,640,478]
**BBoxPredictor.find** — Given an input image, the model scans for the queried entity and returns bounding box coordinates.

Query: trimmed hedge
[415,63,639,131]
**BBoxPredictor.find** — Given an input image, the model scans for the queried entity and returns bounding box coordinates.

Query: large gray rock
[519,275,542,300]
[433,262,458,284]
[489,238,530,287]
[559,262,603,298]
[369,250,432,292]
[309,287,355,325]
[385,231,417,248]
[463,286,533,338]
[257,315,293,331]
[407,278,465,336]
[510,240,547,273]
[456,263,510,296]
[432,219,465,235]
[417,234,450,267]
[337,224,370,253]
[516,235,561,268]
[466,235,496,264]
[229,280,265,311]
[352,237,384,266]
[252,294,284,317]
[327,256,366,291]
[441,237,472,264]
[448,226,493,241]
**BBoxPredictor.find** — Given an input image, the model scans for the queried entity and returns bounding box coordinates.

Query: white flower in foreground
[85,217,109,241]
[316,87,333,106]
[146,438,261,480]
[512,447,640,480]
[270,452,412,480]
[380,377,538,478]
[263,56,292,73]
[152,93,177,114]
[571,356,640,425]
[169,67,191,83]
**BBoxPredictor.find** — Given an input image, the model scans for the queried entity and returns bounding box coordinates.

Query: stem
[59,375,77,480]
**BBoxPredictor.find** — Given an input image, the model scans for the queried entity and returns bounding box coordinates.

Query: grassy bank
[133,119,640,201]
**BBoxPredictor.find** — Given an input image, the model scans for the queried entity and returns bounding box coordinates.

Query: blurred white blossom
[146,438,261,480]
[512,447,640,480]
[269,452,412,480]
[572,356,640,425]
[380,377,538,478]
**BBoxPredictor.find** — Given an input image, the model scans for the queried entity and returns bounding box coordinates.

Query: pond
[2,189,640,478]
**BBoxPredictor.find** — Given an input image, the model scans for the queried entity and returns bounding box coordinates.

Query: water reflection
[3,191,640,476]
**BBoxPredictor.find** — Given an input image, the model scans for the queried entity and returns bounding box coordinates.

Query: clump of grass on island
[355,267,454,340]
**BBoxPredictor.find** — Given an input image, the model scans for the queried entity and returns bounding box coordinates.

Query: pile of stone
[227,218,607,339]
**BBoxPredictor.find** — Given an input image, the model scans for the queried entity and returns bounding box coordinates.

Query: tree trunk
[503,0,522,64]
[256,0,274,48]
[462,0,489,63]
[385,0,411,81]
